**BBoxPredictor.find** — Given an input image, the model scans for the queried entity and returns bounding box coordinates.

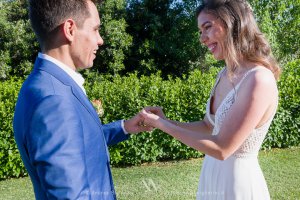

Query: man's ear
[62,19,76,42]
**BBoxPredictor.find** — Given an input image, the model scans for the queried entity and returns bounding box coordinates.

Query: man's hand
[124,113,153,134]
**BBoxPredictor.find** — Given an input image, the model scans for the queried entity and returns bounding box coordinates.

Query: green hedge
[265,59,300,147]
[1,62,299,179]
[0,78,27,179]
[84,68,219,166]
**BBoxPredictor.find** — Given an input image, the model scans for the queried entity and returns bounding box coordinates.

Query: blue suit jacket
[13,57,129,199]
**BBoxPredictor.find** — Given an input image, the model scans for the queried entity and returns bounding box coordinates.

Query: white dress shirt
[38,53,86,94]
[38,53,128,134]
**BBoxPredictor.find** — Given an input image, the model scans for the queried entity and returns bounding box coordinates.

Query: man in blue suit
[13,0,152,199]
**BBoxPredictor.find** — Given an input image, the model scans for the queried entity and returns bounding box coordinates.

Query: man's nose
[98,35,104,46]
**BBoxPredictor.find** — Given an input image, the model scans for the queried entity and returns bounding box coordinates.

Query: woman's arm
[143,106,213,135]
[142,69,278,160]
[166,114,213,135]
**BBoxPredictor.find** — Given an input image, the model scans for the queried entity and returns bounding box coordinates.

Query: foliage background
[1,62,299,179]
[1,0,299,79]
[0,0,299,179]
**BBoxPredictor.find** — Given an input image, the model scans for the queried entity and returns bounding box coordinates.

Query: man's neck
[43,47,76,71]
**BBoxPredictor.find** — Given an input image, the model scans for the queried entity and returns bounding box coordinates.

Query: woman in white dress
[140,0,281,199]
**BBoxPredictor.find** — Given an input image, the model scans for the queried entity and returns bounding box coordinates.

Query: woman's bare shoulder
[244,66,278,92]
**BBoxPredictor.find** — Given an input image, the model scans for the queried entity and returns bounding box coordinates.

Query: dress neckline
[207,66,263,126]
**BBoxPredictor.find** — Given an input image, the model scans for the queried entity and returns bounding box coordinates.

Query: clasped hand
[123,106,166,134]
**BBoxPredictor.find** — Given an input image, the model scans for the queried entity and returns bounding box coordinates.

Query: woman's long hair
[196,0,281,80]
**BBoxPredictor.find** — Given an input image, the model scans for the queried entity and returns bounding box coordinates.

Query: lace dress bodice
[206,67,277,158]
[197,67,275,200]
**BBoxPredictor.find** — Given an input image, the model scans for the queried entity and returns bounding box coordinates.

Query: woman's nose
[200,33,208,44]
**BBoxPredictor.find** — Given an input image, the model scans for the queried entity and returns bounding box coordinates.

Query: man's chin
[78,63,94,70]
[87,64,94,69]
[87,61,94,68]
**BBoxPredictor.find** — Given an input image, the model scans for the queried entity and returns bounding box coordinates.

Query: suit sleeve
[27,95,89,199]
[102,120,129,146]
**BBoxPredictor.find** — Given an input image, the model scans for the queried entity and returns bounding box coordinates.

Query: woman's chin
[212,53,223,61]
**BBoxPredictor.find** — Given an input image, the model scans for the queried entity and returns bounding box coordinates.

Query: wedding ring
[139,120,146,127]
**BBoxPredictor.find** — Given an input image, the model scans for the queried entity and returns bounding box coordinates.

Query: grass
[0,147,299,200]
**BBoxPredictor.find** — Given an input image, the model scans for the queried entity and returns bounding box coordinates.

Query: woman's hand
[143,106,167,120]
[140,108,163,128]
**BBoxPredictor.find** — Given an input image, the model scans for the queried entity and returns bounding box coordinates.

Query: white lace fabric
[206,67,277,158]
[196,67,275,200]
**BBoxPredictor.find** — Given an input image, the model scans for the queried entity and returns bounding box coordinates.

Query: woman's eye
[205,25,211,30]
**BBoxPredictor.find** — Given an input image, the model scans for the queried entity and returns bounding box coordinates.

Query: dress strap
[235,66,264,90]
[232,66,268,101]
[210,67,226,96]
[206,67,226,127]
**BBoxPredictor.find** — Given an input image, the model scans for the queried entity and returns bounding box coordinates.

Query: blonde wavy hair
[196,0,281,80]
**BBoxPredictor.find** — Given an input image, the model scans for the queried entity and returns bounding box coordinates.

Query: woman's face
[197,11,227,60]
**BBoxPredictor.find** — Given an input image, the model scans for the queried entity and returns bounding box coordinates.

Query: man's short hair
[29,0,97,48]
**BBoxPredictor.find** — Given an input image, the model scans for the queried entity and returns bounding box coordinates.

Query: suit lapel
[34,57,102,126]
[71,85,102,126]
